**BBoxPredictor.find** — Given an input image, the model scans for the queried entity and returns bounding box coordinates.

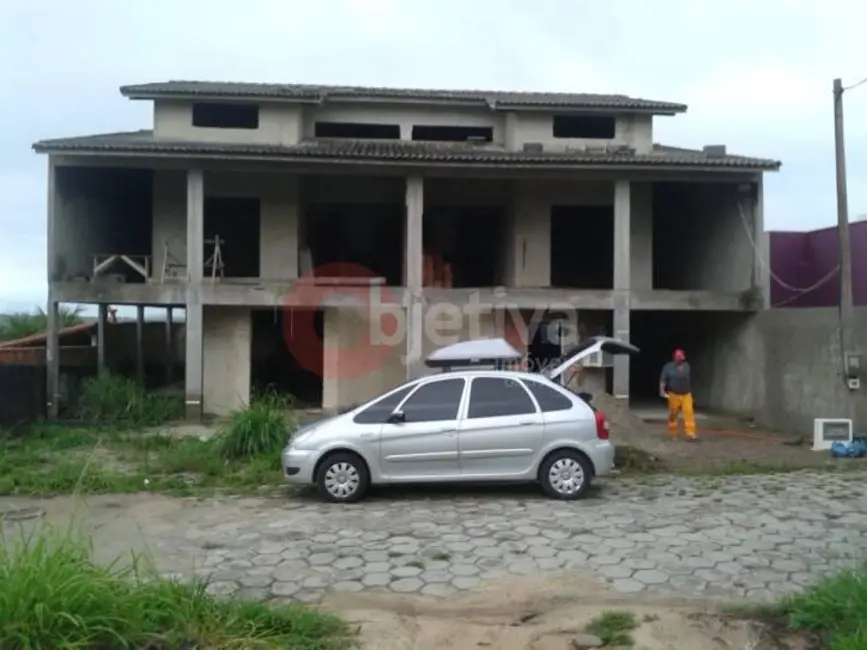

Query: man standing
[659,349,697,440]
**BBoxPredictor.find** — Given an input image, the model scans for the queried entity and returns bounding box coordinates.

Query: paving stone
[19,470,867,604]
[633,570,669,585]
[452,576,481,590]
[271,581,301,597]
[390,578,424,593]
[450,564,479,576]
[391,565,422,578]
[362,572,392,587]
[421,583,458,597]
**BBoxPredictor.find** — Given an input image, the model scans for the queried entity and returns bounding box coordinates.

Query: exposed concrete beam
[51,154,768,183]
[630,290,754,311]
[50,282,757,312]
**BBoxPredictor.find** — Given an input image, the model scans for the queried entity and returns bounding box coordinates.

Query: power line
[842,76,867,92]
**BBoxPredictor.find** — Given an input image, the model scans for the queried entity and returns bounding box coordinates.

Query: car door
[378,377,467,480]
[457,375,543,478]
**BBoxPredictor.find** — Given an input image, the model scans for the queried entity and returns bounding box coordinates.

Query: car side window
[521,379,574,413]
[467,377,537,419]
[399,378,465,422]
[353,385,415,424]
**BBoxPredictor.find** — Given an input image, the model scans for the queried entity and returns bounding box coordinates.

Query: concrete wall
[304,103,506,143]
[505,113,653,154]
[653,183,755,292]
[154,100,303,145]
[151,98,650,153]
[759,308,867,433]
[201,306,251,415]
[152,170,299,281]
[53,168,152,281]
[321,306,499,410]
[768,221,867,308]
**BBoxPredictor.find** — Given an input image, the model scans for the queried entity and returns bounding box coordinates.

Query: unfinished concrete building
[33,81,780,418]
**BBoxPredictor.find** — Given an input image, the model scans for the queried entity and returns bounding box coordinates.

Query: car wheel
[539,451,592,500]
[315,452,369,503]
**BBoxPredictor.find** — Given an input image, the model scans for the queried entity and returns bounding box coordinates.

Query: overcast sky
[1,0,865,312]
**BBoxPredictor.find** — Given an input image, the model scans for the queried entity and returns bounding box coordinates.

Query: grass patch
[217,390,294,461]
[614,445,665,474]
[584,610,638,646]
[0,417,290,498]
[76,373,183,428]
[782,561,867,649]
[728,562,867,650]
[0,525,350,649]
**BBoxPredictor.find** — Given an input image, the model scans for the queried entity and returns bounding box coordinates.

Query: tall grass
[76,374,182,428]
[216,389,296,462]
[783,561,867,649]
[0,525,350,649]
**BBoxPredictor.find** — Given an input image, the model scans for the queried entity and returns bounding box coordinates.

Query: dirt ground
[593,394,854,474]
[326,571,805,650]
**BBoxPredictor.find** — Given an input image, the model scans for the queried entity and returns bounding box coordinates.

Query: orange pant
[667,392,696,438]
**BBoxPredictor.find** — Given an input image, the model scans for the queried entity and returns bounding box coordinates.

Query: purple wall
[769,220,867,307]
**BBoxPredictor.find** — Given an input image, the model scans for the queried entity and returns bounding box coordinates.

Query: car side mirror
[387,410,406,424]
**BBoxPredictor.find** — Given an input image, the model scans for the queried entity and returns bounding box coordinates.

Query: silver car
[281,336,638,503]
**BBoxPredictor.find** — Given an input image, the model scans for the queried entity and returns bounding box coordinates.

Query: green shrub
[76,373,182,428]
[784,561,867,650]
[217,389,296,461]
[0,525,350,649]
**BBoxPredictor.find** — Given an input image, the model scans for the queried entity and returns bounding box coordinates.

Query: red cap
[673,349,685,361]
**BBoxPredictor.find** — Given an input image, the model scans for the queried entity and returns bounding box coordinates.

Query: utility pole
[832,78,856,413]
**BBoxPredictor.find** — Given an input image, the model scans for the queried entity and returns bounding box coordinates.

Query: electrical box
[813,418,853,451]
[845,352,861,390]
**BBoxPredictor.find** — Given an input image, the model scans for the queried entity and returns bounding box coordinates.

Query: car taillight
[594,411,610,440]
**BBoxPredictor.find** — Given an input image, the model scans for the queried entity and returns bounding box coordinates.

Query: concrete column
[46,298,59,418]
[185,169,204,419]
[187,170,204,284]
[630,182,653,290]
[753,177,769,309]
[45,158,60,418]
[165,307,174,386]
[613,180,631,399]
[97,304,107,377]
[135,305,145,383]
[202,307,251,415]
[260,175,299,280]
[405,175,424,379]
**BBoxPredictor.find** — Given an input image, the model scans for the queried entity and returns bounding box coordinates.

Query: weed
[584,610,638,646]
[783,561,867,649]
[75,373,182,427]
[216,389,296,462]
[0,424,283,498]
[0,525,351,649]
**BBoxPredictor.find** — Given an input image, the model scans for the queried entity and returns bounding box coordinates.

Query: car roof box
[425,338,522,370]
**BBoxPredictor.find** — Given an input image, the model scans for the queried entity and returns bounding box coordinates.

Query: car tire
[539,450,593,500]
[315,452,369,504]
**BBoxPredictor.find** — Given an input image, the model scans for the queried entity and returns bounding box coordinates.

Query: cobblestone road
[4,471,867,604]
